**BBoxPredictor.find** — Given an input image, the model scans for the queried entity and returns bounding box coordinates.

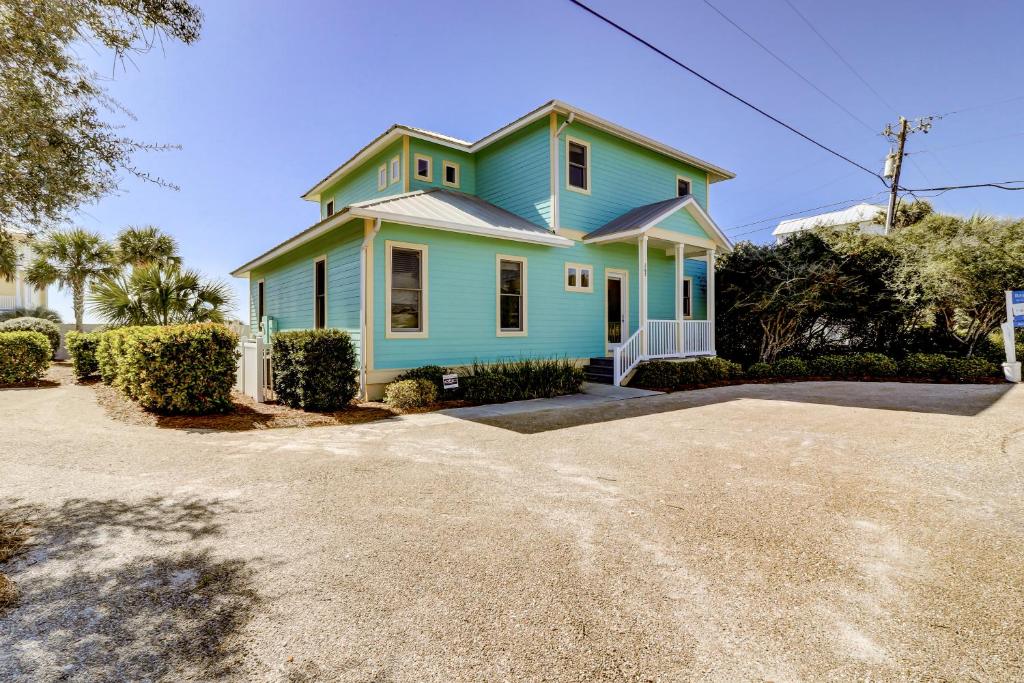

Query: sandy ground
[1,377,1023,681]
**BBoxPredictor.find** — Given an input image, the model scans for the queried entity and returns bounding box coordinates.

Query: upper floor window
[390,156,401,184]
[442,160,460,188]
[377,164,387,191]
[314,257,327,329]
[497,255,527,336]
[414,154,432,182]
[325,199,335,217]
[677,177,692,198]
[387,241,428,338]
[566,137,590,193]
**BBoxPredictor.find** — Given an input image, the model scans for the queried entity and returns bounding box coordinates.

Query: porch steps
[584,357,614,384]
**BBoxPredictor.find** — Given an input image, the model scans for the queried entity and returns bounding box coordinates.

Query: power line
[566,0,884,181]
[909,130,1024,156]
[902,180,1024,193]
[701,0,876,134]
[781,0,897,113]
[724,191,890,236]
[939,94,1024,118]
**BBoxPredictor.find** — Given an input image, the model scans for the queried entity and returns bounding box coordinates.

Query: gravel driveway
[2,378,1023,681]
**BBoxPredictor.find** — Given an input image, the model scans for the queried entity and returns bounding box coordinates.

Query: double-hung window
[497,255,526,335]
[314,257,327,329]
[566,137,590,193]
[677,176,692,198]
[387,242,428,337]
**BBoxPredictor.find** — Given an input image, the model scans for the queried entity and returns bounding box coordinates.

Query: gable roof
[231,189,570,277]
[773,203,884,237]
[583,196,734,251]
[301,100,736,201]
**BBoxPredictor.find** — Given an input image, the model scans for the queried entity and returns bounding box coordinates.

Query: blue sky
[59,0,1024,322]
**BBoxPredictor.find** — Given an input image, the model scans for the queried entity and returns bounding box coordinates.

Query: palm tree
[89,262,234,326]
[25,228,115,331]
[0,228,18,281]
[114,225,181,269]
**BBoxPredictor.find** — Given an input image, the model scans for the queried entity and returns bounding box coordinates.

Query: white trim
[389,155,401,184]
[385,240,428,339]
[441,160,460,188]
[313,255,327,329]
[349,208,574,247]
[604,268,629,356]
[496,254,527,337]
[413,153,433,182]
[582,195,734,252]
[564,262,594,293]
[565,136,591,195]
[359,218,381,399]
[377,164,387,191]
[676,175,692,197]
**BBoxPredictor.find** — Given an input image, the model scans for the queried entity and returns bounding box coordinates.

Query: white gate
[234,336,272,403]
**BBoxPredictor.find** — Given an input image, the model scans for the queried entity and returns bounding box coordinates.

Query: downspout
[551,112,575,231]
[359,217,382,399]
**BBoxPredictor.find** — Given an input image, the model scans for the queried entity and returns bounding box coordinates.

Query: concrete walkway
[440,382,661,419]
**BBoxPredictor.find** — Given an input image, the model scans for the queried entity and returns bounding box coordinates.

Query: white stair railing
[613,327,644,386]
[613,320,715,386]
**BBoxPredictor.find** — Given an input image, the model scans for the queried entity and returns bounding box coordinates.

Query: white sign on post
[442,373,459,390]
[1003,290,1022,383]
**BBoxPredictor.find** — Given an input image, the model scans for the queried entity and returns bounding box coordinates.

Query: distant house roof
[301,100,736,201]
[583,195,734,251]
[772,203,884,237]
[231,189,571,276]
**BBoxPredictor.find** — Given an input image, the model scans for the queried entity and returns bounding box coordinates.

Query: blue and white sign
[1013,290,1024,328]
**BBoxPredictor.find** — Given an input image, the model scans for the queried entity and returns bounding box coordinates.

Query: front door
[605,270,628,354]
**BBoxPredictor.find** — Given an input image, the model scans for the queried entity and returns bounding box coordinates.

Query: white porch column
[639,234,648,356]
[707,248,717,354]
[675,243,686,355]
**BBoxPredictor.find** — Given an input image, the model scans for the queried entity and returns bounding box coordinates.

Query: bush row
[65,331,101,380]
[0,331,51,384]
[271,329,359,411]
[631,356,744,390]
[387,358,586,407]
[0,317,60,357]
[95,324,239,414]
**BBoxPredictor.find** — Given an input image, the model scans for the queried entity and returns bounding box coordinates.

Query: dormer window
[566,137,590,194]
[414,154,432,182]
[325,200,335,217]
[677,177,691,197]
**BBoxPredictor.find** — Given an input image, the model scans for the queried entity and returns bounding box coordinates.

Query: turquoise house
[232,100,735,399]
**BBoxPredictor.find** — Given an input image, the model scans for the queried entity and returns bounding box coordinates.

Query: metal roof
[583,195,734,251]
[772,203,884,236]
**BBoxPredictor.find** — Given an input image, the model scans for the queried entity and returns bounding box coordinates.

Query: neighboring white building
[772,203,885,244]
[1,227,48,313]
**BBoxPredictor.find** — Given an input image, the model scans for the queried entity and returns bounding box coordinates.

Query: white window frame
[496,254,527,337]
[385,240,429,339]
[414,153,433,182]
[377,164,388,191]
[676,175,692,198]
[442,160,460,188]
[313,256,327,329]
[325,199,335,218]
[390,155,401,184]
[565,136,591,195]
[564,262,594,293]
[682,276,693,319]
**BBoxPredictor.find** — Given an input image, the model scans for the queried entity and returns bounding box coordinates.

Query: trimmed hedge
[384,378,438,409]
[395,358,584,405]
[746,362,773,379]
[97,324,239,413]
[948,357,998,382]
[772,357,810,378]
[0,317,60,357]
[272,329,359,411]
[632,356,743,390]
[0,331,51,384]
[899,353,950,377]
[65,331,101,380]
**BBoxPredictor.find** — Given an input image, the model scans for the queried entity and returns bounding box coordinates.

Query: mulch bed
[0,515,29,609]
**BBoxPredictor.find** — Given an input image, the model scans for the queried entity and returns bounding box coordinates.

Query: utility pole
[882,115,933,234]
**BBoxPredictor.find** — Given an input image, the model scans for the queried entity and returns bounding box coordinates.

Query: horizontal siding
[319,139,405,219]
[408,139,476,194]
[476,118,552,228]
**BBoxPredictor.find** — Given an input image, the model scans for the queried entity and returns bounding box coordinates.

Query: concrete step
[588,357,613,368]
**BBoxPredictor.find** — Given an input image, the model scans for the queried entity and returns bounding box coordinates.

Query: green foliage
[384,379,438,409]
[698,356,745,380]
[631,360,679,389]
[876,200,934,230]
[459,358,585,404]
[394,364,461,399]
[1,0,202,233]
[96,324,238,413]
[65,330,101,379]
[89,262,233,326]
[114,225,181,269]
[272,330,359,411]
[0,305,62,323]
[25,228,115,329]
[0,331,50,384]
[772,357,810,378]
[746,362,774,379]
[850,352,898,377]
[0,228,17,281]
[0,317,60,356]
[899,353,951,378]
[465,373,516,404]
[632,357,743,389]
[947,357,999,383]
[810,354,854,378]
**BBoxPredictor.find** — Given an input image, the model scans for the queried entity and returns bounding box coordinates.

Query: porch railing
[0,295,14,311]
[612,320,716,386]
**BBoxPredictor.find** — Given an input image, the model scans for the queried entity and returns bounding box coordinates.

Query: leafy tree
[25,228,115,331]
[114,225,181,269]
[0,0,203,232]
[0,228,16,280]
[875,200,934,230]
[90,262,234,326]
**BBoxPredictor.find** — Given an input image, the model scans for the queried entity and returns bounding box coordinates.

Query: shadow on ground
[0,497,260,681]
[460,381,1016,434]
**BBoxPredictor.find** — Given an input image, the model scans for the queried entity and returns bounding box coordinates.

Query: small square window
[677,177,692,197]
[377,164,388,191]
[565,262,593,293]
[442,161,459,188]
[325,200,334,217]
[390,156,401,184]
[414,154,432,182]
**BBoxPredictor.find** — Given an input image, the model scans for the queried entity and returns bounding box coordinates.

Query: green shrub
[676,359,712,386]
[384,378,438,409]
[900,353,950,378]
[850,352,898,377]
[0,331,51,384]
[772,357,810,378]
[0,317,60,357]
[394,364,462,399]
[697,356,744,380]
[746,362,773,379]
[948,357,999,383]
[65,331,101,379]
[272,329,359,411]
[465,373,516,403]
[632,357,743,389]
[631,360,679,389]
[460,358,584,404]
[98,324,239,413]
[810,355,854,378]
